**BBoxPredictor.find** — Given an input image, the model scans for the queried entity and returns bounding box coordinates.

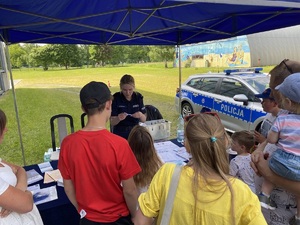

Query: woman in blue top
[110,74,147,139]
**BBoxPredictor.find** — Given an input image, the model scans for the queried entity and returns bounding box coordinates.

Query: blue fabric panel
[0,0,300,44]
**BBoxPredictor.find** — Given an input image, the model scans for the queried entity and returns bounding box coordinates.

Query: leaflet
[154,141,186,164]
[26,169,43,185]
[31,186,58,205]
[44,169,62,184]
[38,161,53,173]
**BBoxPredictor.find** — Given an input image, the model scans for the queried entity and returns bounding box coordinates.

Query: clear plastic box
[141,119,171,141]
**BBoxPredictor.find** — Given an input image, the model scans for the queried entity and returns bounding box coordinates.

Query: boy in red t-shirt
[58,81,141,224]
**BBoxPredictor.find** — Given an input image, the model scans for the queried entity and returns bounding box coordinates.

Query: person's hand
[254,130,266,143]
[251,150,269,177]
[0,208,12,218]
[132,111,142,119]
[118,112,127,121]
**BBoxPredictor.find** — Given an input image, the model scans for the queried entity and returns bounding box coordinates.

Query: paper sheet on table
[154,141,185,163]
[156,150,185,163]
[154,141,181,152]
[176,147,191,161]
[57,178,64,187]
[26,169,43,185]
[32,186,58,205]
[38,162,53,173]
[44,169,62,184]
[27,184,40,192]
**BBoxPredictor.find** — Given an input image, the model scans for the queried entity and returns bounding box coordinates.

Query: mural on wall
[174,36,251,68]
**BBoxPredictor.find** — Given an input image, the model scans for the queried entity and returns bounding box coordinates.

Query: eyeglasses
[184,111,220,122]
[203,111,220,120]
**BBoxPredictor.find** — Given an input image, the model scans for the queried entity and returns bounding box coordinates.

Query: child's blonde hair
[185,113,235,225]
[280,94,300,114]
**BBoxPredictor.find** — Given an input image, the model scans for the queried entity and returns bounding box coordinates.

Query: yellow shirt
[138,163,267,225]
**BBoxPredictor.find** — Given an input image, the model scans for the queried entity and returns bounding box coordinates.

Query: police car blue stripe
[182,90,266,123]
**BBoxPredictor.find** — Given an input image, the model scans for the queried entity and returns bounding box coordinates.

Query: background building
[174,25,300,68]
[0,42,10,94]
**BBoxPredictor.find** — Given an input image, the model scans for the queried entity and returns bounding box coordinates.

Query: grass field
[0,63,274,166]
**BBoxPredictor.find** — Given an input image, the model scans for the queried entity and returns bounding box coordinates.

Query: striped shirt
[271,113,300,156]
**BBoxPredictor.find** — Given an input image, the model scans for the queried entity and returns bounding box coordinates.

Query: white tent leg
[177,45,182,115]
[5,43,26,166]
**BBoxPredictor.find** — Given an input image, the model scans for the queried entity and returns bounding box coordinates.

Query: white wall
[0,42,10,92]
[247,25,300,66]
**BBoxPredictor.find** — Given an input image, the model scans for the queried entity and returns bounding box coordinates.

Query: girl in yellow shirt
[133,113,267,225]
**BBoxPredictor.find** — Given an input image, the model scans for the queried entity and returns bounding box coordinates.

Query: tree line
[8,44,175,70]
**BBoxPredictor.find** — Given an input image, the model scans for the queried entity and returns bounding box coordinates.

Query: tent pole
[178,45,182,115]
[4,44,26,166]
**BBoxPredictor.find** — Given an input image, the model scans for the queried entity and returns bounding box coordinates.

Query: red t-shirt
[58,129,141,222]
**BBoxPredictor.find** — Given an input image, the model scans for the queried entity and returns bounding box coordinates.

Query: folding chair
[50,114,74,151]
[82,112,113,132]
[81,112,87,128]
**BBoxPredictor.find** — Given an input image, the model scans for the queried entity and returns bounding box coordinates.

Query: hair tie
[210,136,217,143]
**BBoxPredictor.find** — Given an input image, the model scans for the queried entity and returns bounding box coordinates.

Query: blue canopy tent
[1,0,300,45]
[1,0,300,165]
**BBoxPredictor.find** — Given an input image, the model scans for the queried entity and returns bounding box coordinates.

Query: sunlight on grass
[0,63,274,165]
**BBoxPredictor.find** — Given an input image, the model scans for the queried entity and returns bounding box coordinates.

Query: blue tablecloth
[170,138,184,147]
[24,161,80,225]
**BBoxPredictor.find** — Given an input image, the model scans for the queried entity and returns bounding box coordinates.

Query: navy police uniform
[111,91,146,139]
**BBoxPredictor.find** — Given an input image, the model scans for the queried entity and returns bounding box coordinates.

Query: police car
[175,68,270,133]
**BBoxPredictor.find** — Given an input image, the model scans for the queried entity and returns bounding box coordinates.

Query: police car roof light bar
[224,67,263,75]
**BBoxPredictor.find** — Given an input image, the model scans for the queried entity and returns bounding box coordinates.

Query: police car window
[199,77,219,93]
[244,76,270,94]
[219,78,250,98]
[186,78,203,90]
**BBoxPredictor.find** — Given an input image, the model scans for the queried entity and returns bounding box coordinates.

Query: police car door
[183,76,220,114]
[214,77,254,132]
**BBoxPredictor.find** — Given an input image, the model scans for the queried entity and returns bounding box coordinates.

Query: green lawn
[0,63,274,166]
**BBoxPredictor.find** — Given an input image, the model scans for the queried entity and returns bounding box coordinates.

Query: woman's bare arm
[0,186,33,214]
[2,160,27,191]
[132,208,153,225]
[251,150,300,195]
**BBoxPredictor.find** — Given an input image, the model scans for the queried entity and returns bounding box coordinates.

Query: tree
[30,45,53,70]
[79,45,90,68]
[126,46,149,63]
[148,46,175,68]
[110,46,127,66]
[8,44,27,68]
[22,44,39,68]
[51,44,81,69]
[89,45,112,66]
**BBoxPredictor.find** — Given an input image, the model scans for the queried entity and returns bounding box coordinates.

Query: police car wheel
[181,102,194,117]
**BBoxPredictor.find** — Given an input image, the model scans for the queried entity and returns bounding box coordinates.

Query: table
[167,138,237,162]
[24,161,80,225]
[154,139,189,164]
